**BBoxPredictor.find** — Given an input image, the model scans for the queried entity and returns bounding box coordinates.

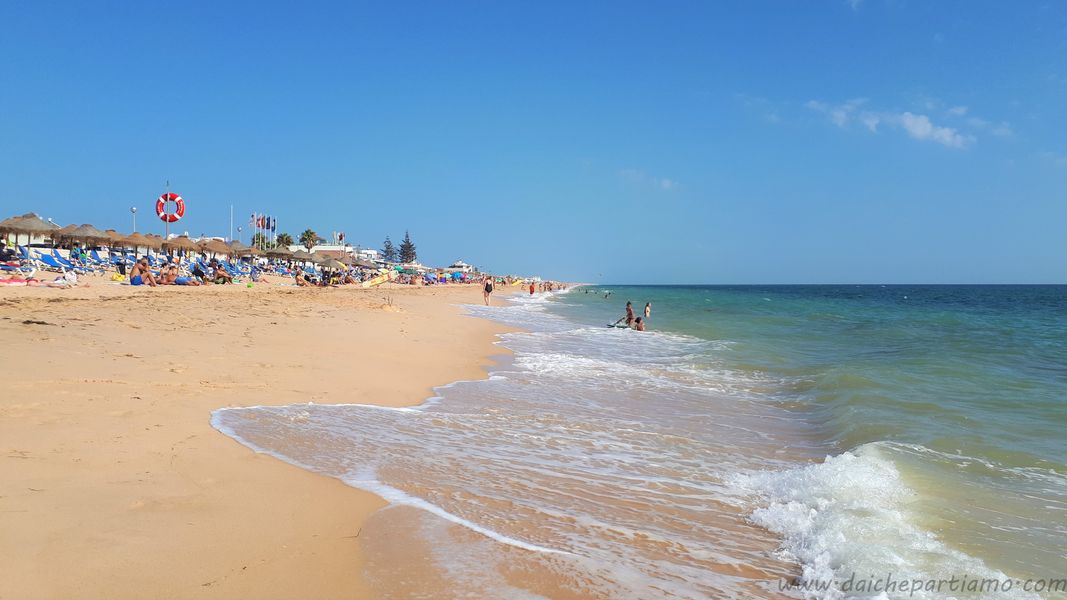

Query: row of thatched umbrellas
[0,212,376,267]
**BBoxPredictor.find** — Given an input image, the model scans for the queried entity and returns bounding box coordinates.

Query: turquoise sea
[566,284,1067,596]
[215,285,1067,598]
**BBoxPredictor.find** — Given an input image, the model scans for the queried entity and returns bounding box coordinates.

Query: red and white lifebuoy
[155,193,185,223]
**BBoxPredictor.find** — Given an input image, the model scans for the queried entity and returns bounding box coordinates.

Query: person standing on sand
[483,275,494,305]
[644,303,651,318]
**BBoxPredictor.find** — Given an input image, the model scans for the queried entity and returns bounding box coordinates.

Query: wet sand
[0,279,512,599]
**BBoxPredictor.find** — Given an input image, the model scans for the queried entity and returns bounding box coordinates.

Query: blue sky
[1,1,1064,283]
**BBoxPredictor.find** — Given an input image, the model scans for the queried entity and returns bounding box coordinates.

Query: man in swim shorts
[129,258,158,287]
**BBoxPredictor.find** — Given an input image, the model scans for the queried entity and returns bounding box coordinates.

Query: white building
[447,260,474,273]
[357,248,379,262]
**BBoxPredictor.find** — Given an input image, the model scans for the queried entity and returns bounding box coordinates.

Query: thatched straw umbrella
[104,230,124,247]
[227,240,260,257]
[69,224,109,246]
[2,213,60,246]
[163,235,199,252]
[197,238,231,257]
[291,250,315,263]
[318,257,347,270]
[121,232,157,255]
[265,245,292,259]
[53,223,78,240]
[145,234,165,250]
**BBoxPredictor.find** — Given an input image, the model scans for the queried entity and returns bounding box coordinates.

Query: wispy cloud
[966,116,1014,137]
[846,0,863,11]
[619,168,680,191]
[806,98,976,149]
[897,112,973,148]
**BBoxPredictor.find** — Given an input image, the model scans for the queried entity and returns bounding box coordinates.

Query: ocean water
[213,285,1067,599]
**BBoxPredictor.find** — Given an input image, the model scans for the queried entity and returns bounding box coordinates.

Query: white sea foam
[733,442,1043,599]
[211,290,816,597]
[345,467,570,555]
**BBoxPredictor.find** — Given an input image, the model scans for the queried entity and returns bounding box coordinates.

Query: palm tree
[299,229,318,252]
[276,232,294,247]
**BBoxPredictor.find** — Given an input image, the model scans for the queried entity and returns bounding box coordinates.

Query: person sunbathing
[46,270,88,288]
[159,266,200,286]
[129,259,158,287]
[212,265,233,285]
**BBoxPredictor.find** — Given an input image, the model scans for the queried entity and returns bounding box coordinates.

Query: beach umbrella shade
[69,224,109,244]
[197,239,231,255]
[52,223,79,240]
[318,258,347,270]
[120,232,158,252]
[0,214,24,232]
[265,245,292,258]
[104,230,125,246]
[2,213,60,245]
[352,259,377,269]
[291,250,315,262]
[227,240,262,257]
[163,235,199,252]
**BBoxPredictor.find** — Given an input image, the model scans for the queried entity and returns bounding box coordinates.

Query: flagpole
[229,205,233,242]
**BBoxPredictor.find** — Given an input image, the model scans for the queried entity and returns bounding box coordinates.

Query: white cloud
[860,114,881,132]
[846,0,863,10]
[806,99,976,149]
[946,105,968,117]
[897,112,974,148]
[660,179,677,190]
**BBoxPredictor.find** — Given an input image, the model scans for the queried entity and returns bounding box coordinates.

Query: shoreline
[0,280,517,599]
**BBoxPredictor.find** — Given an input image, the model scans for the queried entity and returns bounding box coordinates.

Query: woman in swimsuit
[483,276,494,306]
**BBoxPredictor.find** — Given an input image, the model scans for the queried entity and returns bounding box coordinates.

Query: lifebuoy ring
[156,193,185,223]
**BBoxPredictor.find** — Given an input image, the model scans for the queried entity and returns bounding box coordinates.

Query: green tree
[380,236,398,263]
[276,232,294,248]
[299,228,318,252]
[250,232,269,248]
[398,230,417,264]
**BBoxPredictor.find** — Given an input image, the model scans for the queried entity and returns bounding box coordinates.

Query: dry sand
[0,279,513,599]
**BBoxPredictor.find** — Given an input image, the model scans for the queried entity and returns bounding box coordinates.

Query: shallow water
[213,285,1067,599]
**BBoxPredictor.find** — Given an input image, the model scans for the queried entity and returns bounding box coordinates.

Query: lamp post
[237,226,242,245]
[130,206,137,231]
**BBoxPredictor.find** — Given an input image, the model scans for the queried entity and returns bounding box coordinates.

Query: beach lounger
[40,254,90,274]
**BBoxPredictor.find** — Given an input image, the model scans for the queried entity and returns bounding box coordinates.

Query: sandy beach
[0,280,511,599]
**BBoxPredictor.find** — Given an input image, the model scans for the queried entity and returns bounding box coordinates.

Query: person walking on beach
[483,275,494,306]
